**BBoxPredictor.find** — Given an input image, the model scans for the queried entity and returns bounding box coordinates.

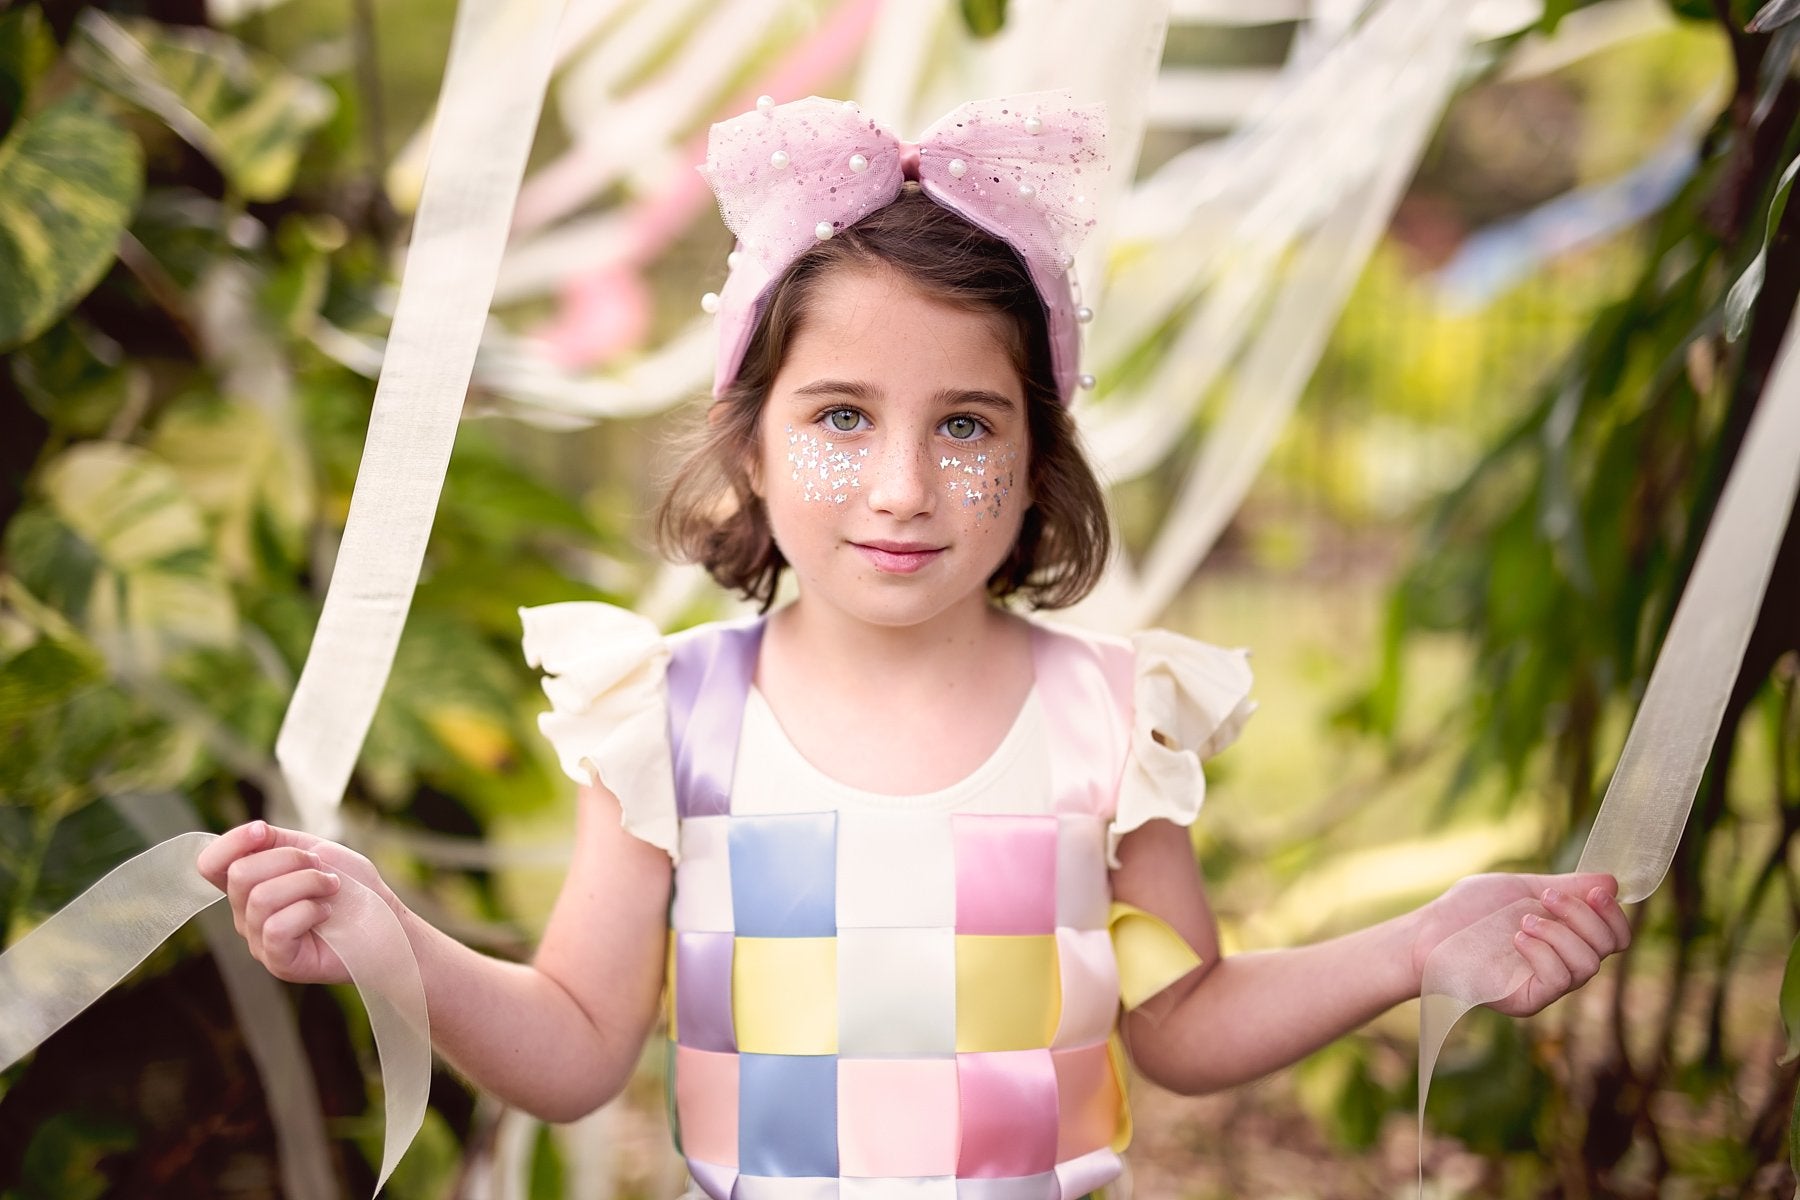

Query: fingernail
[319,903,333,920]
[1590,888,1610,907]
[1522,913,1541,932]
[1543,888,1563,906]
[322,870,339,888]
[305,850,321,867]
[250,820,267,842]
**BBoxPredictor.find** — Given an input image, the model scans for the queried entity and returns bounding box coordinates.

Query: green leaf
[0,5,57,139]
[14,443,236,663]
[958,0,1008,38]
[0,90,143,352]
[1780,931,1800,1064]
[10,319,143,437]
[529,1122,566,1200]
[70,11,334,202]
[13,1112,136,1200]
[149,395,315,580]
[0,637,105,725]
[1791,1073,1800,1186]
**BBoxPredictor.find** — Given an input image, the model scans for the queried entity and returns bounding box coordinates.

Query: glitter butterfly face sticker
[939,443,1018,521]
[786,424,868,504]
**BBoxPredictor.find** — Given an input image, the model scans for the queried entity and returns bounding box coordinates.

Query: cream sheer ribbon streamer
[0,833,428,1193]
[0,0,567,1190]
[1416,300,1800,1172]
[274,0,565,838]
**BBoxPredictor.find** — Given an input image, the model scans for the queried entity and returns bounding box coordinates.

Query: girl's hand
[1409,871,1632,1017]
[196,821,403,986]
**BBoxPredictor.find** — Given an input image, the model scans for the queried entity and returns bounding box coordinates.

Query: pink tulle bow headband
[698,90,1108,406]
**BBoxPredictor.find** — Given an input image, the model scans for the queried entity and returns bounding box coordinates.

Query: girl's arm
[1111,818,1630,1095]
[197,781,670,1123]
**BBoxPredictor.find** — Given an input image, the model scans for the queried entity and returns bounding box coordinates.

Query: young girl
[197,93,1631,1197]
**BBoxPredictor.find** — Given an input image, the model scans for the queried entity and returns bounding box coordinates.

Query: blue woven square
[729,812,838,937]
[738,1052,838,1177]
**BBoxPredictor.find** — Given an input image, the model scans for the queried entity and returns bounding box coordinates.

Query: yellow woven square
[955,934,1061,1052]
[733,937,838,1055]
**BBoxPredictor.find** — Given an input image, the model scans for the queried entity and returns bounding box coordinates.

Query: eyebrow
[791,379,1022,416]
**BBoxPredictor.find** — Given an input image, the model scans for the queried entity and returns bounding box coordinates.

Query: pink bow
[698,91,1108,405]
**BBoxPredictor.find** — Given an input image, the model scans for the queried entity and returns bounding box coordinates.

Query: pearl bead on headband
[697,90,1108,406]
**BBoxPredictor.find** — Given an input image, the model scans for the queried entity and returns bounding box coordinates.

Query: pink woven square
[674,1046,739,1168]
[1051,1042,1118,1160]
[1050,928,1118,1049]
[956,1050,1057,1177]
[838,1058,959,1176]
[954,815,1057,935]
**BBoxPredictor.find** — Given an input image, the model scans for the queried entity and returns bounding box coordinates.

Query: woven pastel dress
[520,603,1254,1200]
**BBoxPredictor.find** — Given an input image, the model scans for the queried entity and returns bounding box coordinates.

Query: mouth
[852,540,945,575]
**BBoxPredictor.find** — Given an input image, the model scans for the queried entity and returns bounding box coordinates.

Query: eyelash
[817,407,992,441]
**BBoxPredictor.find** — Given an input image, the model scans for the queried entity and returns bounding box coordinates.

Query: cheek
[938,442,1021,524]
[781,424,868,506]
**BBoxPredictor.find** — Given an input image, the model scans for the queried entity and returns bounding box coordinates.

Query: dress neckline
[744,684,1042,806]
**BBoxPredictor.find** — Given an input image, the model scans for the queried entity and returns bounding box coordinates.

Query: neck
[768,593,1011,687]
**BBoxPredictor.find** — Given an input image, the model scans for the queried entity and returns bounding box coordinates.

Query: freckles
[939,443,1018,522]
[785,424,868,504]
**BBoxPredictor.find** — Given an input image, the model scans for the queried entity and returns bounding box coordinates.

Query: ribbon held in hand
[0,833,431,1195]
[699,91,1107,405]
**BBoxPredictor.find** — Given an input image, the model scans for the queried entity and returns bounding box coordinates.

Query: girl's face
[754,265,1032,631]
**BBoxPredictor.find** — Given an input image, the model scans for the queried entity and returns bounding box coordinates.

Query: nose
[864,433,935,520]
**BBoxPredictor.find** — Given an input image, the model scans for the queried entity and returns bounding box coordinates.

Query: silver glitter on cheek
[940,443,1018,520]
[785,424,866,504]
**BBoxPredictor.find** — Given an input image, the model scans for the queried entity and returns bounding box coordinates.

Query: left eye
[943,415,982,440]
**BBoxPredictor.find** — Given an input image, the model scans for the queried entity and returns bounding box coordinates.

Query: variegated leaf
[70,11,334,203]
[20,443,238,667]
[0,6,59,138]
[150,397,315,581]
[0,90,142,351]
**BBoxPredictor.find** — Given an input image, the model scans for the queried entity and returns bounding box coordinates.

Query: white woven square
[840,1180,956,1199]
[836,811,955,929]
[954,1175,1058,1198]
[672,816,734,932]
[1054,816,1109,931]
[838,927,956,1057]
[1052,927,1119,1049]
[733,1177,839,1200]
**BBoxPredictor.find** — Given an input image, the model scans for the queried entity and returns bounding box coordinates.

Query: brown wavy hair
[655,186,1110,611]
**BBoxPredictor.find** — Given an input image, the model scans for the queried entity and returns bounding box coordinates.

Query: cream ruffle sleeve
[519,601,679,860]
[1108,628,1257,867]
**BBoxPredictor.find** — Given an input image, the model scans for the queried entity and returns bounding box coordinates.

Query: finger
[1522,912,1599,985]
[244,868,342,942]
[197,820,271,889]
[1586,886,1633,950]
[1540,886,1618,955]
[1514,920,1573,992]
[260,899,334,977]
[199,822,321,889]
[225,847,326,930]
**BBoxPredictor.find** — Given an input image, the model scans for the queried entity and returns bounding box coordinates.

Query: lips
[852,540,944,574]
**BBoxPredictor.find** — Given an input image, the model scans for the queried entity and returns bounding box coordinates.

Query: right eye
[825,408,867,433]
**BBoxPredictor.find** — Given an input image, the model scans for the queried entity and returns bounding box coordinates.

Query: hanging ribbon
[1417,294,1800,1175]
[273,0,566,838]
[0,0,567,1189]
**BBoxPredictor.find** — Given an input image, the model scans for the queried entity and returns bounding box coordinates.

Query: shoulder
[1022,612,1135,701]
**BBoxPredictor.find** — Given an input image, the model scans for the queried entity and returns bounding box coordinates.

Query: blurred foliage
[0,0,1796,1197]
[1334,4,1800,1195]
[0,0,618,1192]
